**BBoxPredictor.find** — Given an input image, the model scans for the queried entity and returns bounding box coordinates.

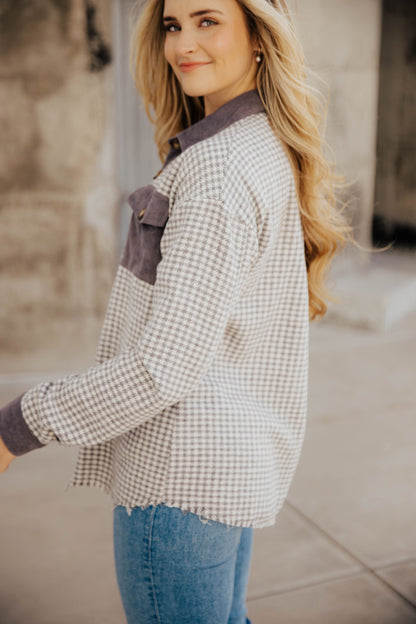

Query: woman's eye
[164,23,179,32]
[201,18,217,27]
[164,18,217,32]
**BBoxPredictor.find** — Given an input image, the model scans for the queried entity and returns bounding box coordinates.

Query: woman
[0,0,351,622]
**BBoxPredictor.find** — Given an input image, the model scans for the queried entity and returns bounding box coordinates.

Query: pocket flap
[127,185,169,227]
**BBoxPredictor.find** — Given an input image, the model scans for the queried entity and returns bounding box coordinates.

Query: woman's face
[163,0,259,116]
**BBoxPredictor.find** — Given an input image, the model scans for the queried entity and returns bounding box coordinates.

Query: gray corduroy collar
[163,89,265,168]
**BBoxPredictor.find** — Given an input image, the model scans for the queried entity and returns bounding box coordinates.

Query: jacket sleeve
[0,196,259,455]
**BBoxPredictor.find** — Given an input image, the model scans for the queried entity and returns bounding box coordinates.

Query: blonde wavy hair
[129,0,353,320]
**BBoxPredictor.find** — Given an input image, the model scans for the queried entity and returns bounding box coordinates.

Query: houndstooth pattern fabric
[18,90,309,529]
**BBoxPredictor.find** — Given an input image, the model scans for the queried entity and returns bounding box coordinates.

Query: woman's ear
[251,34,261,53]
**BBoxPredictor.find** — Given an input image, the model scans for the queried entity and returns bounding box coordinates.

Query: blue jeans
[113,503,254,624]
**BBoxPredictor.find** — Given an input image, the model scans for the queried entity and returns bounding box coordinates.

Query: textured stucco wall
[0,0,118,364]
[289,0,383,245]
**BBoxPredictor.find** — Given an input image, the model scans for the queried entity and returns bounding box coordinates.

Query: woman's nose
[175,29,198,55]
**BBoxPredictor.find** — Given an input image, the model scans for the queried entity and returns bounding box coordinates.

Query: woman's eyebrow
[163,9,224,22]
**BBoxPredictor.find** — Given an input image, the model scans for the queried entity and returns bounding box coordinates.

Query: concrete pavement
[1,308,415,623]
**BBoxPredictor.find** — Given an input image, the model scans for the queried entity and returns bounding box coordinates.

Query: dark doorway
[373,0,416,249]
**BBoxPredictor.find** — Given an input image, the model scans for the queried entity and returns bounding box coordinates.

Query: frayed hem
[110,500,261,529]
[65,484,278,528]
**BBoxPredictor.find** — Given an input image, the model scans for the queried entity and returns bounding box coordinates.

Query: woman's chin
[177,75,215,99]
[179,84,208,99]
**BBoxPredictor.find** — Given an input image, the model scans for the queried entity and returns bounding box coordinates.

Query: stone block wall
[0,0,118,368]
[289,0,383,246]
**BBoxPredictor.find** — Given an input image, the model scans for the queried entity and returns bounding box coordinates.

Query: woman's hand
[0,435,16,473]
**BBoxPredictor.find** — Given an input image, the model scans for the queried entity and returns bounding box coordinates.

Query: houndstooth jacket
[0,89,309,529]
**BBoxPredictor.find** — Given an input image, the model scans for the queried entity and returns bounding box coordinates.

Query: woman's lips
[179,62,211,73]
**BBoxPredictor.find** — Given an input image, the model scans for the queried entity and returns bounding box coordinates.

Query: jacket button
[138,208,146,219]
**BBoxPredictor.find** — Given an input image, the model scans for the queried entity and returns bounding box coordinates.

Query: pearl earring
[255,51,262,63]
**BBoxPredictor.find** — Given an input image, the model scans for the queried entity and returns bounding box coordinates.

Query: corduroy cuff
[0,394,46,456]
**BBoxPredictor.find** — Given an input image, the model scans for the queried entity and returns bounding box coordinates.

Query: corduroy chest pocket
[121,185,170,285]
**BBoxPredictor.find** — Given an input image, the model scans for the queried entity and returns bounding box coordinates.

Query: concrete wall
[0,0,118,368]
[288,0,383,246]
[374,0,416,229]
